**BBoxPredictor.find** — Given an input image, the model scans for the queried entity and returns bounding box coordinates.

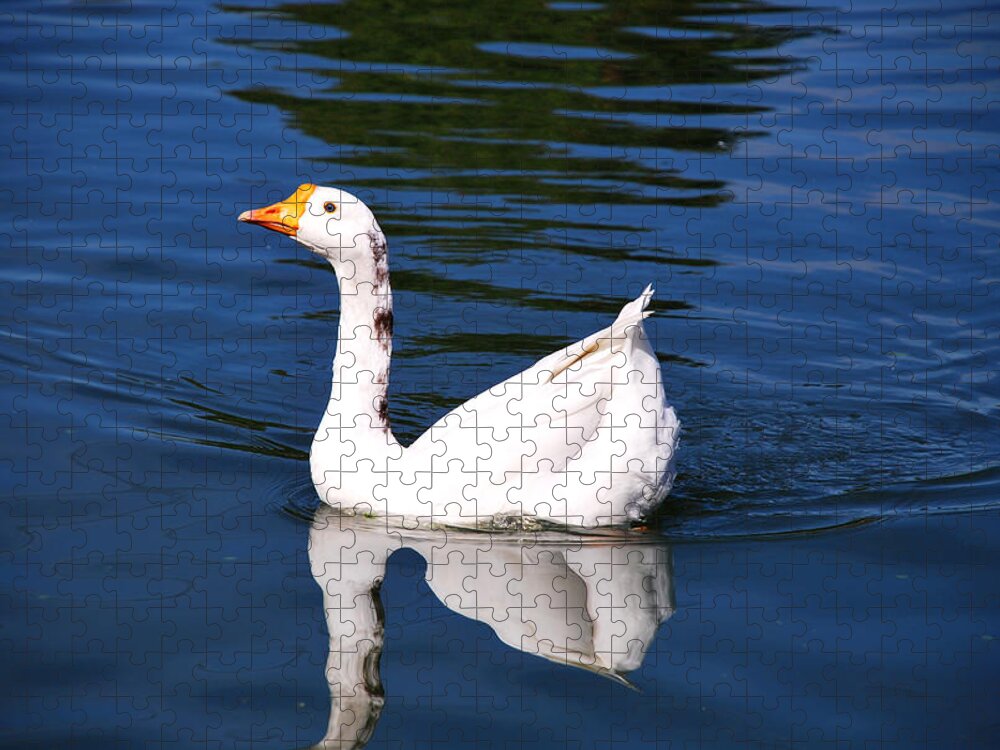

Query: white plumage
[240,184,680,527]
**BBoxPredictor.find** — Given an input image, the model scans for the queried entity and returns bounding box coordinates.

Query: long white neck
[327,227,393,431]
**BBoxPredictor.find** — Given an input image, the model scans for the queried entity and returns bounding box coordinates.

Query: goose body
[240,184,680,527]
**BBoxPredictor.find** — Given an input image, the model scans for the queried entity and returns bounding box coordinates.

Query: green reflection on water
[223,0,816,218]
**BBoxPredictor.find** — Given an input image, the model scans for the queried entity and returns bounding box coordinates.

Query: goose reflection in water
[306,507,675,749]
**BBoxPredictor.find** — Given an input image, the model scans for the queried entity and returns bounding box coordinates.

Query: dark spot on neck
[369,231,387,264]
[376,396,390,426]
[368,230,389,287]
[373,307,393,347]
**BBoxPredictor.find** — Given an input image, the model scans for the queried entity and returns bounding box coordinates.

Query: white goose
[240,184,680,527]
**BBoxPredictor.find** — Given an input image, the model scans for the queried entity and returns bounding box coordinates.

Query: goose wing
[405,286,677,520]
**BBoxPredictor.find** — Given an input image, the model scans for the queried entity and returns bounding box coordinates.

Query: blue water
[1,0,997,747]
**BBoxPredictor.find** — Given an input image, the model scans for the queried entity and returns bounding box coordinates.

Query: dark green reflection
[224,0,815,217]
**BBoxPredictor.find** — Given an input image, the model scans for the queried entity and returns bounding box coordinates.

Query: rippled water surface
[1,0,997,747]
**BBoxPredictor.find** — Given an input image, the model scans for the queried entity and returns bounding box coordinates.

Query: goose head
[239,184,385,269]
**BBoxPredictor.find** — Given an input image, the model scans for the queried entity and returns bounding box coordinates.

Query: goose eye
[323,202,336,213]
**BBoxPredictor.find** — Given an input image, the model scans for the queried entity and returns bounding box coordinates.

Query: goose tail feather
[613,283,656,330]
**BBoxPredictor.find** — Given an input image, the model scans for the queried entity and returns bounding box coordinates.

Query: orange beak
[238,184,317,237]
